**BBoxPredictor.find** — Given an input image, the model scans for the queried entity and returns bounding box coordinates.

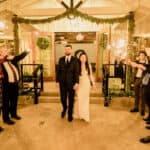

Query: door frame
[96,28,110,81]
[31,31,55,81]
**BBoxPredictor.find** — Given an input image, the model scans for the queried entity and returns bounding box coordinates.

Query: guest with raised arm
[0,46,30,125]
[126,51,149,116]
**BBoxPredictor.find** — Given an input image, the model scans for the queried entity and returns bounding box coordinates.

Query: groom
[56,44,79,122]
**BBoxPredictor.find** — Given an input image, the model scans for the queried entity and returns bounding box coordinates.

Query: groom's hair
[65,44,72,49]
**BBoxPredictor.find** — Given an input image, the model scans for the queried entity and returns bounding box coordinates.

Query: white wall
[55,43,97,64]
[135,14,150,36]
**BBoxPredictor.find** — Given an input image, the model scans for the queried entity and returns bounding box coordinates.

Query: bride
[74,52,95,122]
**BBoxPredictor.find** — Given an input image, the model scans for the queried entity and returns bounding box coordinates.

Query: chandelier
[57,0,86,19]
[57,0,85,8]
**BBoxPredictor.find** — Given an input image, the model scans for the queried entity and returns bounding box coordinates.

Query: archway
[11,0,135,90]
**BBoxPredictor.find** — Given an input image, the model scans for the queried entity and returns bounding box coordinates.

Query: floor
[0,83,150,150]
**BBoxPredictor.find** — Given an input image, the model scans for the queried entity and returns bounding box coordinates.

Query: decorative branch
[71,0,74,8]
[75,1,83,9]
[11,0,135,92]
[12,9,135,30]
[60,1,69,9]
[12,15,19,54]
[12,5,135,55]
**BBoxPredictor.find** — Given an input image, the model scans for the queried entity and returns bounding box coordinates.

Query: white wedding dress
[74,69,91,122]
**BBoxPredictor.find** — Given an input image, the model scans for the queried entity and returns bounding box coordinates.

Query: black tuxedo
[1,51,28,121]
[56,55,79,119]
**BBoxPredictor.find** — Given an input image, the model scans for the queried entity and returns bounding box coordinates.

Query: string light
[0,21,5,29]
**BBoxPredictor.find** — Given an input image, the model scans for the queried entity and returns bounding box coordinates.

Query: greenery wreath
[36,37,50,50]
[12,11,135,52]
[99,33,108,49]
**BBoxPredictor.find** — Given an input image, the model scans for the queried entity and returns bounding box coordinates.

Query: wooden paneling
[55,32,96,44]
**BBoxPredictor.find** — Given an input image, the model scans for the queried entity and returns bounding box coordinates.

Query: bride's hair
[79,52,90,75]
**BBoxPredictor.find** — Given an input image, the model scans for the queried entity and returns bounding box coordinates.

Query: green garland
[36,37,50,50]
[99,33,108,49]
[12,9,134,30]
[12,9,135,53]
[12,8,135,92]
[13,17,19,54]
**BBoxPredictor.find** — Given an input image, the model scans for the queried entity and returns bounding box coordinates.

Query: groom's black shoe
[11,115,21,120]
[61,110,66,118]
[68,116,73,122]
[0,127,4,133]
[130,108,139,112]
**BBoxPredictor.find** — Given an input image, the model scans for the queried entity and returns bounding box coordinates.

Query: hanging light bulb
[68,14,75,20]
[116,39,125,49]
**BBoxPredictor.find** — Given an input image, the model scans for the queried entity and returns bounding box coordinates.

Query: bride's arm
[89,64,95,87]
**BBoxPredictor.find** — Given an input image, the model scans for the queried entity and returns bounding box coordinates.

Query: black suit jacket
[1,51,29,84]
[56,56,79,88]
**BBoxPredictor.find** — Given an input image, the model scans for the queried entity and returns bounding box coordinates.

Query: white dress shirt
[65,55,71,63]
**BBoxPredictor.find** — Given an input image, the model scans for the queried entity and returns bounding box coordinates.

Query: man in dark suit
[0,46,29,125]
[56,44,79,122]
[130,51,149,116]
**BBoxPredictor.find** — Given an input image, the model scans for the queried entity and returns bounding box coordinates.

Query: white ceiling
[0,0,140,16]
[0,0,149,36]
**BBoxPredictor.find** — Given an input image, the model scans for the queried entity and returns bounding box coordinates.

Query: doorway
[54,32,97,78]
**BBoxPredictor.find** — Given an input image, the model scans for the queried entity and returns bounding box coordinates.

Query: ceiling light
[0,21,5,29]
[67,14,75,20]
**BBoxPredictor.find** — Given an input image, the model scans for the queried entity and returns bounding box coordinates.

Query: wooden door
[31,31,55,80]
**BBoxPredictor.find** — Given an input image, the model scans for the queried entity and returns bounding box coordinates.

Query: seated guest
[0,46,30,125]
